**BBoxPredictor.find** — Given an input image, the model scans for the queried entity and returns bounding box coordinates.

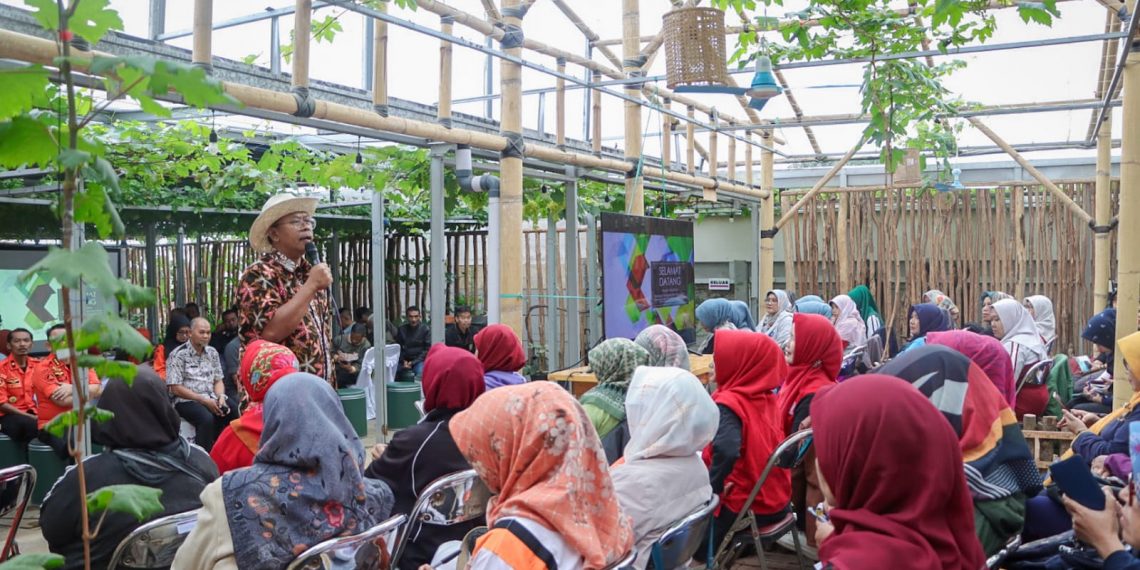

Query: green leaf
[1016,3,1055,25]
[20,242,155,310]
[87,484,164,522]
[72,313,153,359]
[69,0,124,45]
[58,149,91,170]
[87,406,115,424]
[0,66,51,120]
[76,354,137,383]
[23,0,60,32]
[0,116,57,168]
[0,553,65,570]
[41,410,78,438]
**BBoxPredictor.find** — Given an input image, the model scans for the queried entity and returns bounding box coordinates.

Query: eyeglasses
[275,217,317,229]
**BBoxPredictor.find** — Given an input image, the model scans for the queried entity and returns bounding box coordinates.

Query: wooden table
[1022,429,1077,470]
[549,354,714,398]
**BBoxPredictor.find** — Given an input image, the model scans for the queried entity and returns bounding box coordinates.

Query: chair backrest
[383,344,401,383]
[106,510,198,569]
[985,533,1021,569]
[650,495,719,570]
[602,549,638,570]
[0,465,35,561]
[390,470,490,568]
[285,514,407,570]
[1016,359,1053,394]
[863,334,884,368]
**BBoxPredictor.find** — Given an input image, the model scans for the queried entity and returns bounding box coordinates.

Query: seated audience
[153,314,190,381]
[42,367,218,570]
[696,298,737,354]
[900,303,952,353]
[365,344,485,570]
[473,324,527,389]
[333,323,371,389]
[444,305,480,353]
[396,306,430,378]
[810,375,986,569]
[757,290,794,349]
[184,302,200,320]
[166,318,239,451]
[793,295,833,318]
[633,324,690,369]
[981,291,1013,325]
[878,345,1042,556]
[221,336,240,405]
[776,313,843,551]
[209,340,298,474]
[0,328,40,449]
[449,382,634,570]
[208,308,239,355]
[33,323,102,459]
[927,330,1017,406]
[175,373,395,570]
[991,298,1050,417]
[1023,295,1057,350]
[1069,307,1118,413]
[337,307,354,340]
[829,294,867,348]
[848,285,885,341]
[1064,486,1140,570]
[580,338,650,462]
[700,330,791,560]
[729,300,757,331]
[1060,331,1140,464]
[612,366,717,569]
[924,289,961,326]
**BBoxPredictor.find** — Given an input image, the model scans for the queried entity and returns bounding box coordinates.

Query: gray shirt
[166,342,223,404]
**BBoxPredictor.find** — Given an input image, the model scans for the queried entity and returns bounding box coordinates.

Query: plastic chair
[985,533,1022,570]
[1016,360,1053,395]
[603,549,638,570]
[106,510,198,569]
[286,513,406,570]
[650,495,719,570]
[383,344,401,384]
[390,470,491,569]
[356,347,377,420]
[0,465,35,561]
[711,429,814,570]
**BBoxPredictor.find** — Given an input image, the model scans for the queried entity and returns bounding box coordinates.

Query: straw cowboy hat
[249,193,319,253]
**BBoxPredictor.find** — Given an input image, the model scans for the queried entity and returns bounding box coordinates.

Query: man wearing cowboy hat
[236,194,334,384]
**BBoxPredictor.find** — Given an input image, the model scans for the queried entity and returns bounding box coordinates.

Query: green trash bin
[386,381,422,430]
[338,388,368,438]
[0,434,24,468]
[29,442,65,505]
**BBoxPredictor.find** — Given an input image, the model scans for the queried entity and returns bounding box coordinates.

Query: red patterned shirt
[237,252,332,383]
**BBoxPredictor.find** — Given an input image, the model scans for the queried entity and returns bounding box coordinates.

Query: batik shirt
[166,342,224,404]
[237,252,332,383]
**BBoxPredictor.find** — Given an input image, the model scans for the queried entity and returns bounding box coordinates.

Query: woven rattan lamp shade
[662,7,732,90]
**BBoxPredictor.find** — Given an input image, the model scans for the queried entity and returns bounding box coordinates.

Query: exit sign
[708,278,732,291]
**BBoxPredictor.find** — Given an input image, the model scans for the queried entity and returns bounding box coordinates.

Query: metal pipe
[145,223,158,341]
[584,213,600,348]
[370,189,388,436]
[1089,9,1140,144]
[158,1,331,41]
[174,225,186,307]
[429,145,447,344]
[149,0,166,40]
[362,17,374,90]
[564,165,581,367]
[484,36,494,119]
[545,211,561,371]
[269,16,281,76]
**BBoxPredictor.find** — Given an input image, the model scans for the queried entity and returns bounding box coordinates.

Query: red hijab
[776,314,842,435]
[421,344,485,412]
[474,324,526,373]
[211,340,299,473]
[812,375,985,570]
[703,329,790,515]
[926,330,1016,406]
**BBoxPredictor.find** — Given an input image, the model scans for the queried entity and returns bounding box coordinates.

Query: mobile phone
[1050,456,1107,510]
[808,502,830,524]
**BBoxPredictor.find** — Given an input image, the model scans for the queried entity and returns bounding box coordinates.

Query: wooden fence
[781,181,1116,355]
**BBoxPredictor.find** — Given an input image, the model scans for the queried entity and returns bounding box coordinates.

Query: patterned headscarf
[830,294,867,347]
[696,298,734,330]
[450,382,635,569]
[924,290,959,316]
[239,339,299,403]
[222,373,394,570]
[794,295,833,317]
[634,325,690,369]
[1024,295,1056,345]
[1082,308,1117,375]
[580,339,650,422]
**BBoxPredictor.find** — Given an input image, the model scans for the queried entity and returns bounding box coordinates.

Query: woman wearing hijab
[900,304,952,353]
[926,330,1017,406]
[729,300,757,331]
[1023,295,1057,350]
[696,298,737,354]
[981,291,1013,326]
[42,367,219,570]
[474,324,527,389]
[365,344,486,570]
[924,289,961,325]
[877,346,1041,556]
[848,285,885,340]
[612,366,717,569]
[776,314,843,550]
[829,295,867,348]
[580,339,650,462]
[174,373,394,570]
[810,375,986,570]
[794,295,833,318]
[757,290,794,349]
[701,330,791,559]
[450,382,635,570]
[1067,308,1118,413]
[153,313,191,380]
[991,299,1050,417]
[633,325,690,369]
[209,340,299,474]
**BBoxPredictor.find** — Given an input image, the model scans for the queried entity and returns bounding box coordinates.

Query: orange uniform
[31,357,100,429]
[0,356,40,416]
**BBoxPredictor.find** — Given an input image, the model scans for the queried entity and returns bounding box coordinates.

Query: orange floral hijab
[450,382,634,569]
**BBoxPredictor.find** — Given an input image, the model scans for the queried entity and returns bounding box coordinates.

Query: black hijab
[162,315,191,356]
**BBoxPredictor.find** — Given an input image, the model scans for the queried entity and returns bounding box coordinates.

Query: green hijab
[580,338,650,422]
[848,285,882,322]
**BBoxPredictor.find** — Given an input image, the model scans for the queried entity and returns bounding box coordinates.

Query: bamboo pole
[499,0,525,334]
[1094,110,1114,311]
[591,70,602,154]
[838,192,850,291]
[1114,44,1140,410]
[1012,185,1026,298]
[662,98,671,172]
[686,106,695,174]
[968,117,1094,224]
[775,137,867,230]
[292,0,312,89]
[556,58,566,147]
[708,115,718,180]
[782,193,797,292]
[760,133,776,294]
[622,0,645,215]
[192,0,213,68]
[727,124,737,182]
[438,17,453,126]
[372,3,388,112]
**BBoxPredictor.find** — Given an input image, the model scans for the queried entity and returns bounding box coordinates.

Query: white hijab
[623,366,718,463]
[993,298,1046,353]
[1024,295,1056,344]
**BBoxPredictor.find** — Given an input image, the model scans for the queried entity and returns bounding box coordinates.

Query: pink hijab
[926,330,1017,406]
[830,295,867,348]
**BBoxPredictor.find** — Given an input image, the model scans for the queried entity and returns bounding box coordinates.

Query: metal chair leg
[749,515,769,570]
[789,513,807,570]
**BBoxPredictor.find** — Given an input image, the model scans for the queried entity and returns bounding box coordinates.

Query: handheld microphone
[304,241,341,324]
